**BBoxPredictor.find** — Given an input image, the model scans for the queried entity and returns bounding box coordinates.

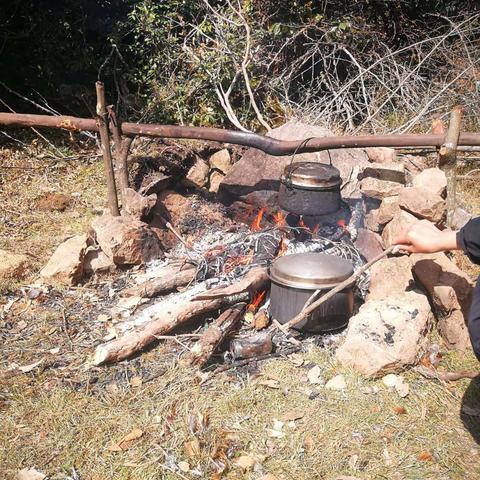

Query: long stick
[278,246,396,332]
[95,82,120,216]
[107,105,132,202]
[2,112,480,156]
[439,106,462,227]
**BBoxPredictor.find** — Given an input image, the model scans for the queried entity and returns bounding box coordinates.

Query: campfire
[35,120,475,379]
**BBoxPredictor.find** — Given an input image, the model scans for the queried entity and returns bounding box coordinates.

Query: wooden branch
[95,82,120,216]
[439,106,463,227]
[107,105,132,202]
[93,285,249,365]
[278,246,396,332]
[123,264,196,298]
[188,302,246,368]
[192,267,269,300]
[2,112,480,156]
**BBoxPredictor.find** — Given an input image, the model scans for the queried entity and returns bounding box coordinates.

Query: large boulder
[0,250,29,281]
[412,253,473,351]
[412,168,447,197]
[398,187,446,225]
[365,147,396,164]
[336,291,433,377]
[91,215,163,265]
[40,234,90,285]
[219,120,369,204]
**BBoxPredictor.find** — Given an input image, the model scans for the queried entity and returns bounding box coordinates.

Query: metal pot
[278,162,342,216]
[269,252,354,332]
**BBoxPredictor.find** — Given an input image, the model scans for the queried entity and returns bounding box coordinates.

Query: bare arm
[393,219,459,253]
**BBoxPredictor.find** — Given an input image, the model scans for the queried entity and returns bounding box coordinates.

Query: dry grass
[1,143,480,479]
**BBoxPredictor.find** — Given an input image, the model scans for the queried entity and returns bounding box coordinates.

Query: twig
[415,365,477,382]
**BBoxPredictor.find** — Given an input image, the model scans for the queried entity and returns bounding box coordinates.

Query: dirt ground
[1,141,480,480]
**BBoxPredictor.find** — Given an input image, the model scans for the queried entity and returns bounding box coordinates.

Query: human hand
[393,219,458,253]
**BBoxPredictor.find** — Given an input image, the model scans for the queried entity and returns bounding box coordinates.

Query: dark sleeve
[468,279,480,361]
[457,217,480,265]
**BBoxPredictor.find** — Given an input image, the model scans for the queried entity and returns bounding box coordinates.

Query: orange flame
[250,207,266,232]
[248,290,266,312]
[272,210,286,227]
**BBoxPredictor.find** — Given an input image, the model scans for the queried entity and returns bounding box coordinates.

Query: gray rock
[365,147,396,164]
[360,177,404,201]
[381,210,418,248]
[219,120,369,204]
[365,196,401,233]
[209,149,233,174]
[359,162,405,184]
[336,291,433,377]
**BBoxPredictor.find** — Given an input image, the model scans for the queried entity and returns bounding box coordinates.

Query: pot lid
[269,252,354,289]
[281,162,341,190]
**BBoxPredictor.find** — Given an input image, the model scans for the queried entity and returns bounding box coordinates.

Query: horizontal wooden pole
[1,111,480,156]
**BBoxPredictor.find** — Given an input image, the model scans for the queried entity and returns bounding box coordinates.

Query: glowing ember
[272,211,286,227]
[248,289,266,312]
[337,218,348,232]
[250,207,266,231]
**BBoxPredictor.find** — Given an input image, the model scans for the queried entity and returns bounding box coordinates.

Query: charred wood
[188,303,246,368]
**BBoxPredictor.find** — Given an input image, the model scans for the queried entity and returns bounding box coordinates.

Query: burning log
[188,303,246,368]
[123,263,196,298]
[192,267,269,300]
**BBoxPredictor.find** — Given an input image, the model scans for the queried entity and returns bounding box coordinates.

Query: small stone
[365,196,401,233]
[0,249,28,281]
[209,148,233,174]
[361,177,404,201]
[209,170,224,193]
[399,187,446,224]
[382,374,399,388]
[92,214,163,265]
[381,210,418,248]
[354,228,384,261]
[451,206,472,230]
[365,147,396,164]
[360,162,405,184]
[121,188,157,221]
[412,168,447,197]
[395,376,409,398]
[402,155,430,176]
[83,247,115,275]
[325,374,347,390]
[183,156,209,189]
[39,234,90,285]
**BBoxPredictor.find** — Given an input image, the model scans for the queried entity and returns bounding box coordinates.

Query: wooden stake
[107,105,132,203]
[95,82,120,216]
[439,106,463,227]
